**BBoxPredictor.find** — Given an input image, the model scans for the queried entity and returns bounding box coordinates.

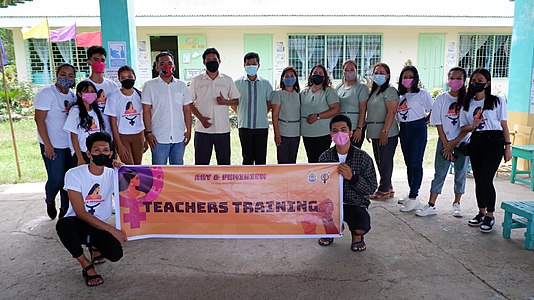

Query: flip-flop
[351,235,366,252]
[318,238,334,247]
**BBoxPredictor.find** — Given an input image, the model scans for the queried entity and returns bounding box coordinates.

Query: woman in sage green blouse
[300,64,340,163]
[366,62,399,200]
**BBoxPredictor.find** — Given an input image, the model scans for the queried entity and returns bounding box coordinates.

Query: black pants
[371,135,399,192]
[277,136,300,164]
[469,130,504,213]
[238,128,268,165]
[194,132,231,165]
[303,135,332,163]
[344,205,371,234]
[351,125,366,149]
[56,217,123,262]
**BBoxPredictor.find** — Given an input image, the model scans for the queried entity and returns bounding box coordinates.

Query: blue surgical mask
[245,65,258,76]
[283,77,296,87]
[373,74,387,86]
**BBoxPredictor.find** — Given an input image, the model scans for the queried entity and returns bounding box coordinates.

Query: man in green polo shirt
[234,52,273,165]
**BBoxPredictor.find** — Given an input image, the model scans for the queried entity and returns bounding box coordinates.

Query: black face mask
[91,153,111,167]
[311,75,324,85]
[121,79,135,89]
[469,82,486,94]
[206,60,219,73]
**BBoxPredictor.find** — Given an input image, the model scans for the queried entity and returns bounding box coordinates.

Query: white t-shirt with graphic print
[63,165,114,222]
[459,96,507,132]
[397,89,433,123]
[430,92,469,143]
[63,106,102,155]
[85,77,120,138]
[105,89,145,135]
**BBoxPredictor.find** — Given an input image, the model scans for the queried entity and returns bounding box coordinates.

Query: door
[244,34,273,83]
[418,34,446,90]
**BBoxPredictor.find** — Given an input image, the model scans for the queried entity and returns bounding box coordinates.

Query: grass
[0,119,439,184]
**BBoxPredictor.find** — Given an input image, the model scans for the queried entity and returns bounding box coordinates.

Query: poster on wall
[137,41,151,85]
[108,41,127,68]
[530,68,534,114]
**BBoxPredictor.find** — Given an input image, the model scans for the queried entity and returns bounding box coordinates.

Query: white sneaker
[398,196,409,204]
[416,204,437,216]
[400,198,420,212]
[452,203,462,217]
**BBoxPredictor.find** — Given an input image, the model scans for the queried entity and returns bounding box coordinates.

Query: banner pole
[46,17,55,83]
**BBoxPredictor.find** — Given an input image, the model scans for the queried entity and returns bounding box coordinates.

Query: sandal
[82,264,104,287]
[351,234,367,252]
[318,237,334,247]
[89,247,106,265]
[369,190,392,200]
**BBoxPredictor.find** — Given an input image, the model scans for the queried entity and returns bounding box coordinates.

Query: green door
[244,34,273,83]
[418,34,446,90]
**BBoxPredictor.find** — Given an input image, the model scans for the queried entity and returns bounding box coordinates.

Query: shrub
[0,78,36,117]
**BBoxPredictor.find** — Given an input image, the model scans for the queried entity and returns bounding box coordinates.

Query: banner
[21,19,49,40]
[0,37,7,66]
[115,164,343,240]
[50,23,76,42]
[76,31,102,47]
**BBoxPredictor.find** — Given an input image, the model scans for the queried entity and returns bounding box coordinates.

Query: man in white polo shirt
[142,52,192,165]
[190,48,240,165]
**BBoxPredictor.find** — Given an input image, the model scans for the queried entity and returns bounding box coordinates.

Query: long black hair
[448,67,467,112]
[119,169,138,192]
[397,65,421,95]
[75,81,106,132]
[369,62,392,96]
[463,68,500,111]
[279,66,300,93]
[306,64,331,90]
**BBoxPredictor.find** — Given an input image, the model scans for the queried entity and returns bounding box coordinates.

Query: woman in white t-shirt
[63,81,106,166]
[416,67,471,218]
[105,65,145,165]
[396,66,433,212]
[34,63,77,220]
[460,68,512,233]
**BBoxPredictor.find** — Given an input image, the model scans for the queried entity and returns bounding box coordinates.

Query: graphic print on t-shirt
[123,101,139,126]
[96,89,107,113]
[88,116,99,131]
[63,100,73,113]
[398,99,410,120]
[473,107,485,130]
[446,102,460,126]
[85,183,103,215]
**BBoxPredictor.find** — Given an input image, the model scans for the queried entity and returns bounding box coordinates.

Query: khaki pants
[116,131,144,165]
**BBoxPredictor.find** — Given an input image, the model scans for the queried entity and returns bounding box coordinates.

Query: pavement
[1,170,533,300]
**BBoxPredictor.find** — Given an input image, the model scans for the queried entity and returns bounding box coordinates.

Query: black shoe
[480,217,495,233]
[46,202,57,220]
[468,213,484,227]
[58,208,67,219]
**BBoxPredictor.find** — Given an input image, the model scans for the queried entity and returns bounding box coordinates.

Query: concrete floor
[1,171,533,300]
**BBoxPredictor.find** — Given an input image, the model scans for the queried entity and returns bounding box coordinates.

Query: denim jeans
[40,144,72,209]
[399,118,427,198]
[151,142,185,165]
[429,139,470,195]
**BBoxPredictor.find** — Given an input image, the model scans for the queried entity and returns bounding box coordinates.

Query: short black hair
[86,132,112,152]
[155,51,174,64]
[202,48,220,61]
[118,65,136,78]
[86,46,107,60]
[244,52,260,63]
[330,114,352,131]
[56,63,76,76]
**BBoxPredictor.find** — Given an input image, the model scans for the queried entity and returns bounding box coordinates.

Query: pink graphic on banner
[119,166,164,229]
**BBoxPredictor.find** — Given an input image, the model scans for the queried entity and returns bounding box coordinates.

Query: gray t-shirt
[271,90,300,137]
[336,82,370,130]
[300,86,339,137]
[366,86,399,139]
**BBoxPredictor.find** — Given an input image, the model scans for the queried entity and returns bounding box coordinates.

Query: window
[458,34,511,78]
[26,39,90,84]
[288,34,382,82]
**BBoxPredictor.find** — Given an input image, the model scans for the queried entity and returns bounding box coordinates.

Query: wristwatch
[144,130,153,137]
[316,113,321,120]
[356,127,363,130]
[382,130,388,134]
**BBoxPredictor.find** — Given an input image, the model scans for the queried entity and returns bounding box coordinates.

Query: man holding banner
[317,114,377,251]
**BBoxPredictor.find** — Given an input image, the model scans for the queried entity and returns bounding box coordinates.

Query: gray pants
[371,135,398,192]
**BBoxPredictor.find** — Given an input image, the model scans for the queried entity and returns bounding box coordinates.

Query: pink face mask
[448,79,464,91]
[402,78,413,89]
[82,92,97,104]
[331,131,350,147]
[344,71,356,81]
[91,61,106,73]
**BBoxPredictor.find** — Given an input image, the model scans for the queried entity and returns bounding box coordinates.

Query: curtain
[33,39,51,83]
[56,40,72,64]
[364,36,381,77]
[289,36,306,79]
[476,35,491,69]
[326,36,343,76]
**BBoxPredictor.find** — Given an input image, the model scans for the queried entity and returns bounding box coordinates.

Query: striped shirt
[235,76,273,129]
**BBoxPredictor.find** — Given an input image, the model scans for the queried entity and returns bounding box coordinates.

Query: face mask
[206,60,219,73]
[402,78,414,89]
[82,92,97,104]
[283,77,297,87]
[121,79,135,89]
[448,79,464,91]
[57,77,75,89]
[159,65,173,77]
[344,71,356,81]
[469,82,486,94]
[91,61,106,73]
[311,75,324,85]
[245,65,258,76]
[91,153,111,167]
[331,131,350,147]
[373,74,387,86]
